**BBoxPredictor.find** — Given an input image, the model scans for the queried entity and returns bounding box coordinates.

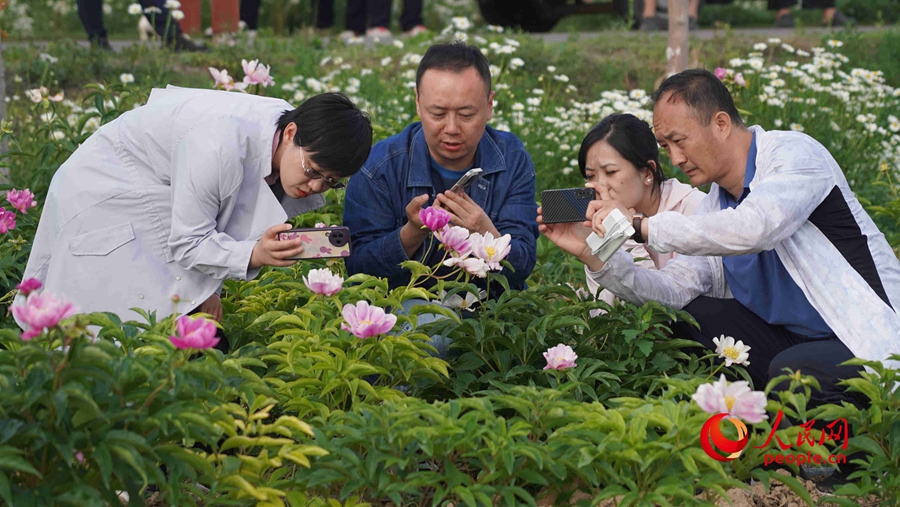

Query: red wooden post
[178,0,203,33]
[211,0,241,33]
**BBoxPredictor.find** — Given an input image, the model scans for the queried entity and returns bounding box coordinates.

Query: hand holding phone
[539,187,595,224]
[449,168,483,194]
[276,226,352,260]
[250,223,306,268]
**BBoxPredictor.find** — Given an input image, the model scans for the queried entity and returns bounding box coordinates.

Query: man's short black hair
[651,69,745,128]
[277,92,373,178]
[415,41,492,96]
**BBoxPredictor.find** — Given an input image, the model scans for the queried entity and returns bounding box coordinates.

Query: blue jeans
[396,298,452,359]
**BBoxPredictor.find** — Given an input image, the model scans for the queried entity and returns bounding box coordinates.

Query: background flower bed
[1,17,900,507]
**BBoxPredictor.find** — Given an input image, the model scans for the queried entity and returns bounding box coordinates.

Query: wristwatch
[632,213,647,243]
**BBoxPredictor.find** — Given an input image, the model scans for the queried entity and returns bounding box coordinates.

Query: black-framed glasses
[299,144,345,189]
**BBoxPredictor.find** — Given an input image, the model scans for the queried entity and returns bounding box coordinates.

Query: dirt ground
[533,470,880,507]
[142,471,881,506]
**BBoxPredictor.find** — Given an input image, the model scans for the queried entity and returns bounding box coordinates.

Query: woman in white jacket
[539,113,706,308]
[17,88,372,348]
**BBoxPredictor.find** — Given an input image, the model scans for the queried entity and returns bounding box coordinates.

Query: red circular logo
[700,413,749,462]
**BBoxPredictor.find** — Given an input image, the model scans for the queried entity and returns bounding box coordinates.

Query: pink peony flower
[303,268,344,296]
[0,209,16,234]
[714,67,728,80]
[735,72,746,87]
[12,291,78,339]
[470,232,511,271]
[543,344,577,371]
[16,278,43,296]
[21,329,43,341]
[460,257,488,278]
[242,59,275,87]
[419,206,451,231]
[6,188,38,213]
[209,67,237,91]
[692,374,768,424]
[169,315,219,350]
[437,225,473,257]
[341,301,397,339]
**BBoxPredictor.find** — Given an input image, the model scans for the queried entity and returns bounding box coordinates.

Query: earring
[646,178,652,183]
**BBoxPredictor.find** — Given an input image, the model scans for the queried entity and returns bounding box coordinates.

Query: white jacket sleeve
[167,123,258,280]
[585,241,657,306]
[649,150,834,257]
[587,249,725,309]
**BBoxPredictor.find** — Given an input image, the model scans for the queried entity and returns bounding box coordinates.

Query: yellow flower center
[724,395,736,412]
[723,346,741,360]
[360,319,372,326]
[485,246,496,258]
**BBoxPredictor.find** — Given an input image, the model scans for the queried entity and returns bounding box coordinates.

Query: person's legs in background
[400,0,426,35]
[344,0,367,36]
[138,0,208,51]
[639,0,701,31]
[639,0,665,31]
[770,0,852,27]
[809,0,852,26]
[317,0,335,29]
[240,0,262,37]
[769,0,797,27]
[688,0,700,30]
[75,0,112,50]
[366,0,392,36]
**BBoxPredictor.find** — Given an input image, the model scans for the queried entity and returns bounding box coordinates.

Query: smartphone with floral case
[276,226,352,260]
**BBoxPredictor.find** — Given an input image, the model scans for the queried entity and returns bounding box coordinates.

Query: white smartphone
[449,168,483,193]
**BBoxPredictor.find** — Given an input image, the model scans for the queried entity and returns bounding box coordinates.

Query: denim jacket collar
[405,124,506,189]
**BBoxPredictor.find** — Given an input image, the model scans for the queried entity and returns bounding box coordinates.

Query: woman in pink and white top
[539,113,706,308]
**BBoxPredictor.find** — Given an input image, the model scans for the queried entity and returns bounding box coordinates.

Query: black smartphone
[449,168,483,193]
[540,187,595,224]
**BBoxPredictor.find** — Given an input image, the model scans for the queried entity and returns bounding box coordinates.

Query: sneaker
[799,464,836,482]
[813,470,848,495]
[365,26,392,38]
[92,36,113,51]
[824,10,854,27]
[173,34,209,52]
[404,24,428,36]
[640,16,666,31]
[775,12,795,27]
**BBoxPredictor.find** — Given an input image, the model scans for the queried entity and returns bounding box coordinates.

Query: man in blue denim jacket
[344,42,539,295]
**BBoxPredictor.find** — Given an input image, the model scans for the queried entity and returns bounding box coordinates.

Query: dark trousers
[240,0,262,30]
[768,0,835,10]
[673,297,864,409]
[347,0,425,33]
[76,0,182,41]
[317,0,335,28]
[400,0,424,31]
